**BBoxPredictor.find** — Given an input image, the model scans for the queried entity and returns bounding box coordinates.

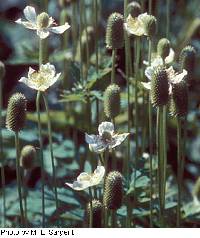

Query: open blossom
[65,166,105,191]
[124,12,150,36]
[141,66,187,93]
[85,121,129,153]
[19,63,61,91]
[15,6,70,39]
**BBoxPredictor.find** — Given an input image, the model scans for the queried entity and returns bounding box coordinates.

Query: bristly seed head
[151,66,169,107]
[105,12,124,49]
[20,145,36,170]
[86,199,103,228]
[37,12,50,28]
[143,15,157,38]
[6,93,27,132]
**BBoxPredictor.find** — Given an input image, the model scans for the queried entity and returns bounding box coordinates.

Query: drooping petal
[85,133,98,144]
[91,166,105,186]
[173,69,187,84]
[165,48,175,64]
[19,77,28,84]
[15,19,37,30]
[49,22,70,34]
[89,142,107,154]
[37,29,50,39]
[111,133,129,149]
[77,172,91,182]
[141,82,151,90]
[98,121,114,136]
[23,6,37,23]
[125,14,146,36]
[145,66,155,81]
[65,181,90,191]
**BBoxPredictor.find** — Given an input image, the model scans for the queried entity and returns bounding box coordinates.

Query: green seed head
[169,80,188,118]
[20,145,36,170]
[143,15,157,38]
[0,61,5,79]
[179,45,196,84]
[127,1,141,18]
[86,199,103,228]
[103,171,123,210]
[104,84,121,119]
[6,93,27,132]
[157,38,170,60]
[151,67,169,107]
[37,12,50,28]
[106,12,124,49]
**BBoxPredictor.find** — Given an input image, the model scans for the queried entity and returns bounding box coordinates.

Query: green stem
[88,187,93,228]
[42,93,58,214]
[1,165,5,227]
[166,0,170,38]
[111,49,116,84]
[23,169,27,226]
[162,106,167,206]
[15,132,25,227]
[148,38,153,227]
[94,0,99,75]
[79,0,84,82]
[72,1,77,60]
[111,210,116,228]
[36,91,45,227]
[177,117,181,227]
[149,0,152,14]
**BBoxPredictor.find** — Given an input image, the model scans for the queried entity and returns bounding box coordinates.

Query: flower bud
[179,45,196,84]
[6,93,27,132]
[37,12,50,28]
[127,1,141,18]
[86,199,103,228]
[106,13,124,49]
[157,38,170,60]
[103,171,123,210]
[151,67,169,107]
[20,145,36,170]
[143,15,157,38]
[104,84,121,119]
[0,61,5,79]
[169,80,188,117]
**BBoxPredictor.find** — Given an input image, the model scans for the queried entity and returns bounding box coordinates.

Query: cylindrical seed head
[157,38,170,60]
[20,145,36,170]
[103,171,123,210]
[151,67,169,107]
[6,93,27,132]
[0,61,5,79]
[127,1,141,18]
[37,12,50,28]
[86,199,103,228]
[106,12,124,49]
[143,15,157,38]
[104,84,121,119]
[169,80,188,118]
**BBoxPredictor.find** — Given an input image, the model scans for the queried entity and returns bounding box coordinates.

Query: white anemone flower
[124,13,150,36]
[65,166,105,191]
[85,121,129,153]
[15,6,70,39]
[19,63,61,91]
[141,66,187,93]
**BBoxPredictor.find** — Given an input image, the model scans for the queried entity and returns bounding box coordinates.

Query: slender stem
[166,0,170,38]
[36,91,45,227]
[177,117,181,227]
[42,93,58,214]
[94,0,99,74]
[23,169,28,227]
[162,106,167,206]
[111,49,116,84]
[148,38,153,227]
[1,165,5,227]
[79,0,84,82]
[72,1,77,60]
[88,187,93,228]
[111,210,116,228]
[149,0,152,14]
[15,132,25,227]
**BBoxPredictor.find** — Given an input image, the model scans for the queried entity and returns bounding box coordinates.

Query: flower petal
[65,181,90,191]
[91,166,105,186]
[111,133,129,148]
[141,82,151,90]
[49,22,70,34]
[145,66,155,81]
[165,48,175,64]
[98,121,114,136]
[37,29,50,39]
[23,6,37,23]
[89,142,107,154]
[77,172,91,182]
[15,18,37,30]
[125,14,145,36]
[85,133,98,144]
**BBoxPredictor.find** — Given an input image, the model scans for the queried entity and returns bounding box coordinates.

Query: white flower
[65,166,105,191]
[85,121,129,153]
[15,6,70,39]
[19,63,61,91]
[141,65,187,93]
[124,13,150,36]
